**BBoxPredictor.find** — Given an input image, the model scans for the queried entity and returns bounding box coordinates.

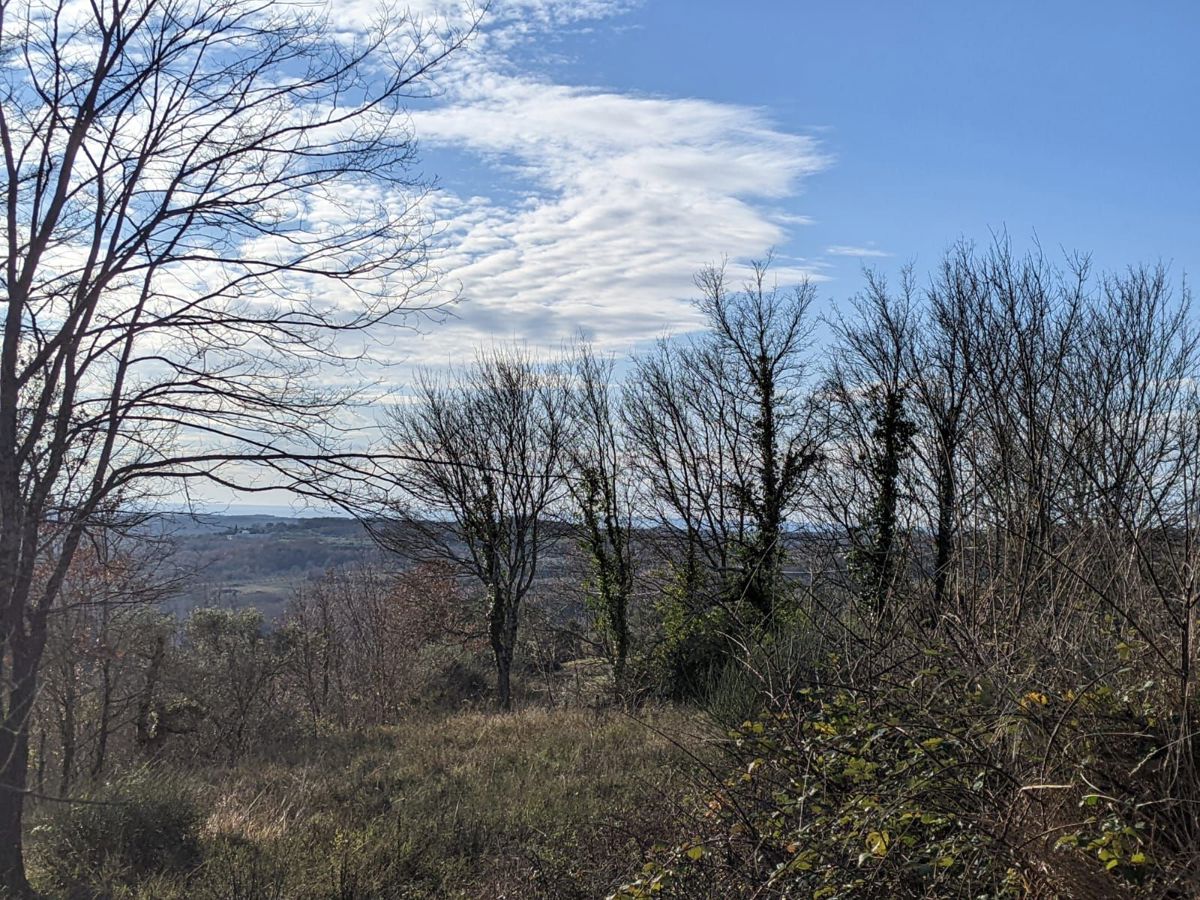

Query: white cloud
[168,0,830,364]
[385,2,832,361]
[825,244,891,258]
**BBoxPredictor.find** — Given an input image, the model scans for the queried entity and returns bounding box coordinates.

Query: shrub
[614,687,1014,899]
[618,630,1200,899]
[30,770,204,894]
[649,591,731,702]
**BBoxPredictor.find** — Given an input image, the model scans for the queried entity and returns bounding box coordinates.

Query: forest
[2,1,1198,898]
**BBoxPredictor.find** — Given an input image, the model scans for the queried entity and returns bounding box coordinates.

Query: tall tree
[626,260,820,621]
[826,270,918,621]
[380,348,569,711]
[0,0,467,889]
[695,259,821,616]
[909,246,980,617]
[567,342,635,698]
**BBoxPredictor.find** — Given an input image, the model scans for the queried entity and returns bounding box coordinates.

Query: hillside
[158,514,378,619]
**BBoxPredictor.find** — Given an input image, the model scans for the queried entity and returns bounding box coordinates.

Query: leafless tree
[36,531,178,796]
[566,342,635,698]
[0,0,470,888]
[625,259,820,620]
[379,347,570,711]
[624,336,736,604]
[907,245,981,617]
[823,268,919,622]
[965,245,1090,620]
[283,562,471,726]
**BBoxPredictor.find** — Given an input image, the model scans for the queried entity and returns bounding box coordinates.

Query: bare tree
[36,531,178,796]
[567,342,635,699]
[624,337,736,603]
[625,259,820,620]
[0,0,470,889]
[379,348,569,711]
[824,268,919,621]
[283,562,471,726]
[695,259,821,616]
[907,245,981,617]
[967,243,1090,618]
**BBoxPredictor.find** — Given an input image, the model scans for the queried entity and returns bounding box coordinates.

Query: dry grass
[31,704,705,899]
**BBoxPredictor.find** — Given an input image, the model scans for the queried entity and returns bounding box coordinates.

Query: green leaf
[865,831,890,858]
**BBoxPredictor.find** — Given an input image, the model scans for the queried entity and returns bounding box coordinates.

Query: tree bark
[494,646,513,712]
[932,446,956,617]
[0,632,43,898]
[488,587,516,711]
[91,655,112,783]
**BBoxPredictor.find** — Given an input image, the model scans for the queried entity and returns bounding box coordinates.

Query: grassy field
[28,706,706,899]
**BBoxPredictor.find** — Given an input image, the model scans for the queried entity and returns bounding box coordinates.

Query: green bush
[649,591,731,701]
[30,770,204,894]
[614,687,1016,900]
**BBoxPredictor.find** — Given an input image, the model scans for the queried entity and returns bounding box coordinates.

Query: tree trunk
[92,597,114,782]
[612,599,629,702]
[488,587,518,711]
[59,662,77,797]
[494,643,513,711]
[0,787,31,898]
[0,637,42,898]
[753,355,781,620]
[135,634,167,754]
[91,655,112,782]
[932,445,956,619]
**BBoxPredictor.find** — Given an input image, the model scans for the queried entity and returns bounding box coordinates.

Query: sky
[206,0,1200,513]
[392,0,1199,367]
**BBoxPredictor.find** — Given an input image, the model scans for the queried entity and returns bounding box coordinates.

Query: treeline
[377,238,1200,896]
[25,237,1200,897]
[379,243,1192,688]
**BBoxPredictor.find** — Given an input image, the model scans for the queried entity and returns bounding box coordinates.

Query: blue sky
[396,0,1197,364]
[205,0,1199,513]
[616,2,1199,276]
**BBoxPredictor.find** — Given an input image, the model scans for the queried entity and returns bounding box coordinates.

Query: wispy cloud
[391,1,831,360]
[824,244,891,258]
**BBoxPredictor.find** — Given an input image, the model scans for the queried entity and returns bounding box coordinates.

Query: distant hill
[151,513,594,624]
[157,514,380,620]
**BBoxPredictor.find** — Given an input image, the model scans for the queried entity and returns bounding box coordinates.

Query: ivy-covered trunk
[577,466,634,701]
[749,351,782,619]
[851,386,916,620]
